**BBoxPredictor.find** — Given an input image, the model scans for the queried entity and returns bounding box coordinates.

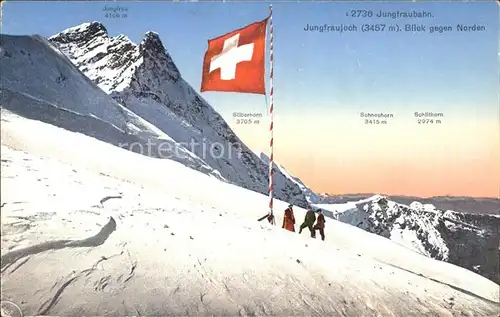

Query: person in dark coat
[299,209,316,237]
[313,209,326,241]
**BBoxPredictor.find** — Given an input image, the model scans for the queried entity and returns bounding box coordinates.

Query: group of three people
[282,205,326,241]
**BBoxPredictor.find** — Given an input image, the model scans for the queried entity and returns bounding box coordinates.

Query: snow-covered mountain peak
[49,22,139,93]
[50,22,181,93]
[48,22,310,208]
[136,30,181,83]
[140,31,164,54]
[359,194,387,204]
[409,201,439,213]
[49,21,108,44]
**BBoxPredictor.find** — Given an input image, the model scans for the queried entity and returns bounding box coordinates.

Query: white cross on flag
[200,18,268,95]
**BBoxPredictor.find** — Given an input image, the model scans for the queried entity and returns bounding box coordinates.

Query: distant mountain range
[312,195,499,284]
[314,193,499,216]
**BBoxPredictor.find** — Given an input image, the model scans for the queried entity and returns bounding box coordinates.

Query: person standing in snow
[313,209,326,241]
[298,209,316,237]
[282,204,295,232]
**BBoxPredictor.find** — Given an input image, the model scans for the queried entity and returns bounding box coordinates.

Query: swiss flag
[200,18,268,95]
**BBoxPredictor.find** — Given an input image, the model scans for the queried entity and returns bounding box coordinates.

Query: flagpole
[268,4,275,224]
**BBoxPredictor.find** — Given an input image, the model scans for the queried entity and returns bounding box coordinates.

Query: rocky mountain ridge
[314,196,499,284]
[49,22,309,208]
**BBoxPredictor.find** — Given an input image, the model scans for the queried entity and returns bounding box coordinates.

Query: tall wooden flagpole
[268,4,275,224]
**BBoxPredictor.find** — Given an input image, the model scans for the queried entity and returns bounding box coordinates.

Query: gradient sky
[2,1,499,198]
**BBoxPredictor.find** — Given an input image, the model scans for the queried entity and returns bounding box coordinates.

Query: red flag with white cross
[200,18,268,94]
[201,6,277,224]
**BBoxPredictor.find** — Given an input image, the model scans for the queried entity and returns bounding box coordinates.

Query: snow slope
[314,196,500,284]
[0,34,221,180]
[48,22,309,208]
[259,152,320,205]
[1,111,499,316]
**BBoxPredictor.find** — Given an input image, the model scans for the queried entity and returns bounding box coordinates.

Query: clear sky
[2,1,499,197]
